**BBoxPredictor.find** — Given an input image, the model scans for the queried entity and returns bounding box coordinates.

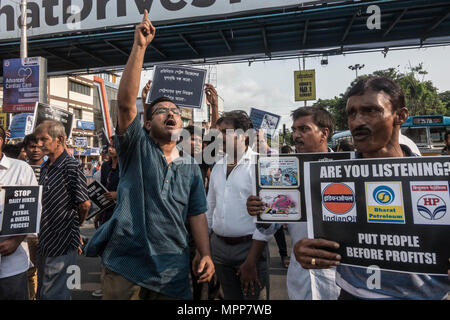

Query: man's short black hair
[346,76,406,112]
[291,106,334,138]
[145,96,179,121]
[281,145,292,154]
[217,110,253,132]
[3,143,23,159]
[23,133,38,148]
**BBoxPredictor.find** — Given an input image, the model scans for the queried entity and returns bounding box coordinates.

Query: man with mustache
[243,107,341,300]
[295,76,450,299]
[84,11,214,300]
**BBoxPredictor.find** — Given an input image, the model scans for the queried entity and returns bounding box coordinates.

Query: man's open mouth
[165,119,176,128]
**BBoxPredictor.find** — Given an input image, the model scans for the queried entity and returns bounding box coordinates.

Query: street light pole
[348,64,365,78]
[20,0,28,58]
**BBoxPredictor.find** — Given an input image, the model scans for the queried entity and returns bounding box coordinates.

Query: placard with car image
[259,190,301,221]
[255,152,354,223]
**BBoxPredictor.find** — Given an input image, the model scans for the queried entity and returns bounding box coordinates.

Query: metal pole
[303,56,307,107]
[20,0,28,58]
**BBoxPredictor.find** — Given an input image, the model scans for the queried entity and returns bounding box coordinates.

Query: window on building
[70,81,91,96]
[72,108,82,119]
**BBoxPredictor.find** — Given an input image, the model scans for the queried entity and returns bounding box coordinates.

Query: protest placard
[255,152,354,223]
[146,65,207,109]
[7,113,34,139]
[249,108,281,138]
[0,186,42,236]
[86,181,116,220]
[304,156,450,275]
[32,102,74,138]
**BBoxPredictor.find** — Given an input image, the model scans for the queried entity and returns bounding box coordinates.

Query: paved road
[72,221,291,300]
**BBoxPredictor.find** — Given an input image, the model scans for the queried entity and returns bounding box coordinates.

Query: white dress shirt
[0,155,38,278]
[206,148,258,237]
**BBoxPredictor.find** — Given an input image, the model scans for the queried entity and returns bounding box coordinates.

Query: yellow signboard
[294,70,316,101]
[0,107,7,128]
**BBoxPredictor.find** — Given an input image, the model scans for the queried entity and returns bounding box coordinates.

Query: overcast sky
[139,45,450,132]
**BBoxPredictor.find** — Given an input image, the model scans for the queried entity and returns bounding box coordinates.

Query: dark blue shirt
[85,115,208,299]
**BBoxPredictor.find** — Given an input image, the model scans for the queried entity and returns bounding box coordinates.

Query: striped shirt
[38,150,89,257]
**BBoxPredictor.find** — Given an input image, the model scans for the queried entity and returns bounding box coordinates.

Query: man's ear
[394,107,409,126]
[321,127,330,142]
[144,120,151,131]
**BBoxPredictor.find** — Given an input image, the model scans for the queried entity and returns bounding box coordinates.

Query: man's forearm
[245,240,267,265]
[211,102,219,129]
[118,44,146,112]
[189,214,212,257]
[78,201,91,225]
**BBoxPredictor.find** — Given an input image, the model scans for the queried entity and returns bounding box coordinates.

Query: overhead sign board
[2,57,47,112]
[294,70,316,101]
[0,1,309,41]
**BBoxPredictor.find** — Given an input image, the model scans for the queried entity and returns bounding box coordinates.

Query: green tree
[313,97,348,131]
[438,91,450,115]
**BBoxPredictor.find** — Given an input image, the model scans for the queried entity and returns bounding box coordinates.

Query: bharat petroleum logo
[417,195,447,220]
[373,186,395,205]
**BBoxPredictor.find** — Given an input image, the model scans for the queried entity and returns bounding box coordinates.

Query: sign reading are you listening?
[304,156,450,276]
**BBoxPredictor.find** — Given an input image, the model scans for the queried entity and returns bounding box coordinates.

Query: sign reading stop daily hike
[255,152,354,223]
[294,69,316,101]
[304,156,450,276]
[0,186,42,237]
[147,65,207,109]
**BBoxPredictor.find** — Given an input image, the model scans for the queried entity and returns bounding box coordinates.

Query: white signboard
[0,0,309,40]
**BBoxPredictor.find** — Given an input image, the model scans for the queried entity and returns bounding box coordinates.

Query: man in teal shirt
[85,11,214,300]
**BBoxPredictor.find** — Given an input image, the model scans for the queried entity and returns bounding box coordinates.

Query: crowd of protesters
[0,11,449,301]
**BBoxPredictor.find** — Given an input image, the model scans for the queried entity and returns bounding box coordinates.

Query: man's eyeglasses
[152,107,181,116]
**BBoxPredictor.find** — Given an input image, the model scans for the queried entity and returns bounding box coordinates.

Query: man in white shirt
[0,127,39,300]
[206,110,268,300]
[245,107,341,300]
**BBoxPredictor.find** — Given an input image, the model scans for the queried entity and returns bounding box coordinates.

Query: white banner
[0,0,309,41]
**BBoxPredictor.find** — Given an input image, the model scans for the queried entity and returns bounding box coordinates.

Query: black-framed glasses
[152,107,181,116]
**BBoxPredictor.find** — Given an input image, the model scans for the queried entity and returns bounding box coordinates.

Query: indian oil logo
[321,183,357,222]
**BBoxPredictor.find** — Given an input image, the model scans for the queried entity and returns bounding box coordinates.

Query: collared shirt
[337,144,450,299]
[38,150,89,257]
[84,115,207,300]
[206,147,258,237]
[0,155,38,278]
